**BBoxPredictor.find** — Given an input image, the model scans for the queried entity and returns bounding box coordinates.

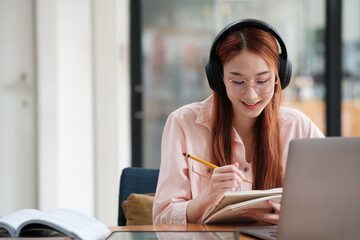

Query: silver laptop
[238,137,360,240]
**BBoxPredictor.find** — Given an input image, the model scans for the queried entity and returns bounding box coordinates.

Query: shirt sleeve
[152,111,192,225]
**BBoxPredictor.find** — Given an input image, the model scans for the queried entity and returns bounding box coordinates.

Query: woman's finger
[241,209,279,225]
[268,200,281,213]
[213,164,247,182]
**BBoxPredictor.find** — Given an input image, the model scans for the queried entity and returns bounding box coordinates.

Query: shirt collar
[195,95,214,132]
[195,95,244,144]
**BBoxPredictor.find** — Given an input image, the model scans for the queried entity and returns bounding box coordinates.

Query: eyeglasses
[225,78,276,95]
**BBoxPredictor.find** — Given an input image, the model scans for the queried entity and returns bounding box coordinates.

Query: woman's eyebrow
[256,71,270,76]
[228,70,270,76]
[229,72,243,76]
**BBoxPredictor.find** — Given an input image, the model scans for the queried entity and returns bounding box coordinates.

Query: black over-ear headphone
[205,19,292,95]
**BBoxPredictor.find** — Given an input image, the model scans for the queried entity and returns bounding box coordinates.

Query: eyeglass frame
[224,77,279,95]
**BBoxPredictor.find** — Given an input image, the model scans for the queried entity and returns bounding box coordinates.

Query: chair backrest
[118,167,159,226]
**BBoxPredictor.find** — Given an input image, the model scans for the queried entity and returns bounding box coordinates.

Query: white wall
[0,0,37,216]
[37,0,94,214]
[93,0,131,225]
[36,0,130,225]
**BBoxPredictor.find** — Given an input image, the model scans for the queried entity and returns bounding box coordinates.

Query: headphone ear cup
[205,61,215,91]
[206,57,226,94]
[278,55,292,90]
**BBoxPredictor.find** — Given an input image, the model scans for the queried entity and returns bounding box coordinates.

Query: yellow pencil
[183,152,219,168]
[182,152,252,184]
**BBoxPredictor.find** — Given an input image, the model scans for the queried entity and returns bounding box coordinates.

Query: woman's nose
[242,84,258,99]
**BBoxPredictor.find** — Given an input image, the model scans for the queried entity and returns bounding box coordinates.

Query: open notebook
[238,137,360,240]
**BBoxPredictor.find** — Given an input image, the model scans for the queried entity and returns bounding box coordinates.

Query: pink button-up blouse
[152,95,324,225]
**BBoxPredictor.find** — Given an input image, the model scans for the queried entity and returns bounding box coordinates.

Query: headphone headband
[206,19,292,94]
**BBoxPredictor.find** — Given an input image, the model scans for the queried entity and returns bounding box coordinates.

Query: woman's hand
[203,162,246,203]
[187,162,247,223]
[240,200,281,225]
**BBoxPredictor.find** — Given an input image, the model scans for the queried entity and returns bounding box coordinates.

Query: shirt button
[243,167,249,172]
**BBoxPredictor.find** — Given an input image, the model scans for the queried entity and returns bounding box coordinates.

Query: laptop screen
[237,137,360,240]
[277,137,360,240]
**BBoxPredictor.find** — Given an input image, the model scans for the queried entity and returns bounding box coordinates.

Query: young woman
[152,19,324,225]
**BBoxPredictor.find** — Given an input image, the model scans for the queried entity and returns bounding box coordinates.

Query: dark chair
[117,167,159,226]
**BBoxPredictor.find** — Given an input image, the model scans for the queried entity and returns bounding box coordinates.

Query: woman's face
[223,50,276,120]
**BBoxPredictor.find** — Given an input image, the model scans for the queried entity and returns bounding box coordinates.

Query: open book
[203,188,282,224]
[0,208,111,240]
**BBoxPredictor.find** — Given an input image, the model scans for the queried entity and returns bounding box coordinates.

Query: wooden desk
[1,238,71,240]
[110,223,259,239]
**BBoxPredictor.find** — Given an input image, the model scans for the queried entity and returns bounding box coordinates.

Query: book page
[208,188,283,217]
[0,209,43,237]
[204,195,282,224]
[17,208,111,240]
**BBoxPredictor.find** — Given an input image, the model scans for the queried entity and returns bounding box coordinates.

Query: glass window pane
[342,0,360,136]
[141,0,213,168]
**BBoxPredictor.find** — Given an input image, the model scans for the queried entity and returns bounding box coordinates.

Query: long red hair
[211,28,283,190]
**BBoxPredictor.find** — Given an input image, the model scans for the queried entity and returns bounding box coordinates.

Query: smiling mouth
[244,102,259,106]
[242,101,260,109]
[244,102,258,106]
